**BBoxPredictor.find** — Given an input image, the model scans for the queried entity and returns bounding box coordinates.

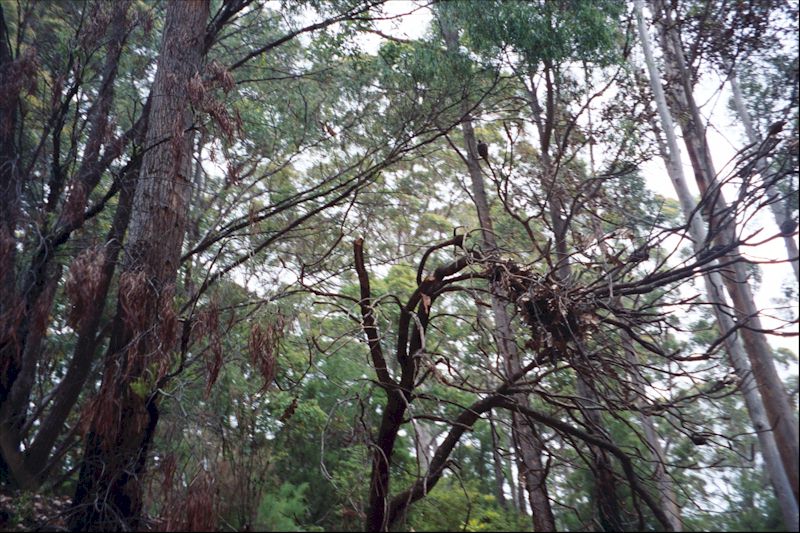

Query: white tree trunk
[635,2,799,529]
[653,0,799,507]
[727,72,799,281]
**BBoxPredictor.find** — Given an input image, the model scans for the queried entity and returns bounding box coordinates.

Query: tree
[634,1,798,527]
[0,2,796,531]
[650,0,799,508]
[438,8,556,530]
[68,2,211,529]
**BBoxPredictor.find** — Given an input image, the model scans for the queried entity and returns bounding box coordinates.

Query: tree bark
[0,0,134,488]
[521,55,625,533]
[439,19,557,530]
[488,413,508,509]
[652,0,799,506]
[0,1,23,416]
[636,2,799,528]
[68,1,210,530]
[727,72,799,281]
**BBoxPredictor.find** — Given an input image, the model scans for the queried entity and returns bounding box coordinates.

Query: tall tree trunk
[0,3,21,396]
[523,57,625,532]
[450,65,556,533]
[489,413,508,509]
[0,5,20,382]
[727,72,799,281]
[652,0,799,506]
[68,1,210,530]
[440,19,556,531]
[636,2,799,528]
[0,2,26,487]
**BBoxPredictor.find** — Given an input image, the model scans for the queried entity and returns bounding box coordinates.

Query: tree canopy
[0,0,797,531]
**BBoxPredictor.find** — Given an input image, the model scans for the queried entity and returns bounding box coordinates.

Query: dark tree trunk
[0,2,22,414]
[25,158,140,478]
[68,1,210,530]
[365,390,407,532]
[0,0,133,489]
[0,3,28,488]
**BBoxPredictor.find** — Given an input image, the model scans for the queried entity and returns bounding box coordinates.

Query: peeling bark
[68,2,210,530]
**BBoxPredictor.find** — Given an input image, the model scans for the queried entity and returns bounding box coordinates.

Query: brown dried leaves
[162,469,218,532]
[248,315,285,392]
[186,61,241,141]
[194,302,223,398]
[65,246,106,328]
[117,271,179,379]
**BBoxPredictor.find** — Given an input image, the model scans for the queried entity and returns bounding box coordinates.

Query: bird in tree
[477,139,488,160]
[767,120,786,136]
[780,218,797,236]
[628,246,650,263]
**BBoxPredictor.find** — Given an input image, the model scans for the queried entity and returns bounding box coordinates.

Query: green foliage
[256,482,320,532]
[3,1,795,532]
[405,478,529,532]
[440,0,625,67]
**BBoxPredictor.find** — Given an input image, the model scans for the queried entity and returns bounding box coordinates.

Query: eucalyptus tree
[67,2,213,528]
[437,9,556,531]
[645,0,799,509]
[436,1,639,529]
[634,2,798,528]
[1,1,796,531]
[0,0,480,528]
[664,0,798,278]
[341,2,795,531]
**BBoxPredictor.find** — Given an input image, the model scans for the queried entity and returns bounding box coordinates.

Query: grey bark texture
[727,72,799,281]
[636,2,799,528]
[440,18,557,531]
